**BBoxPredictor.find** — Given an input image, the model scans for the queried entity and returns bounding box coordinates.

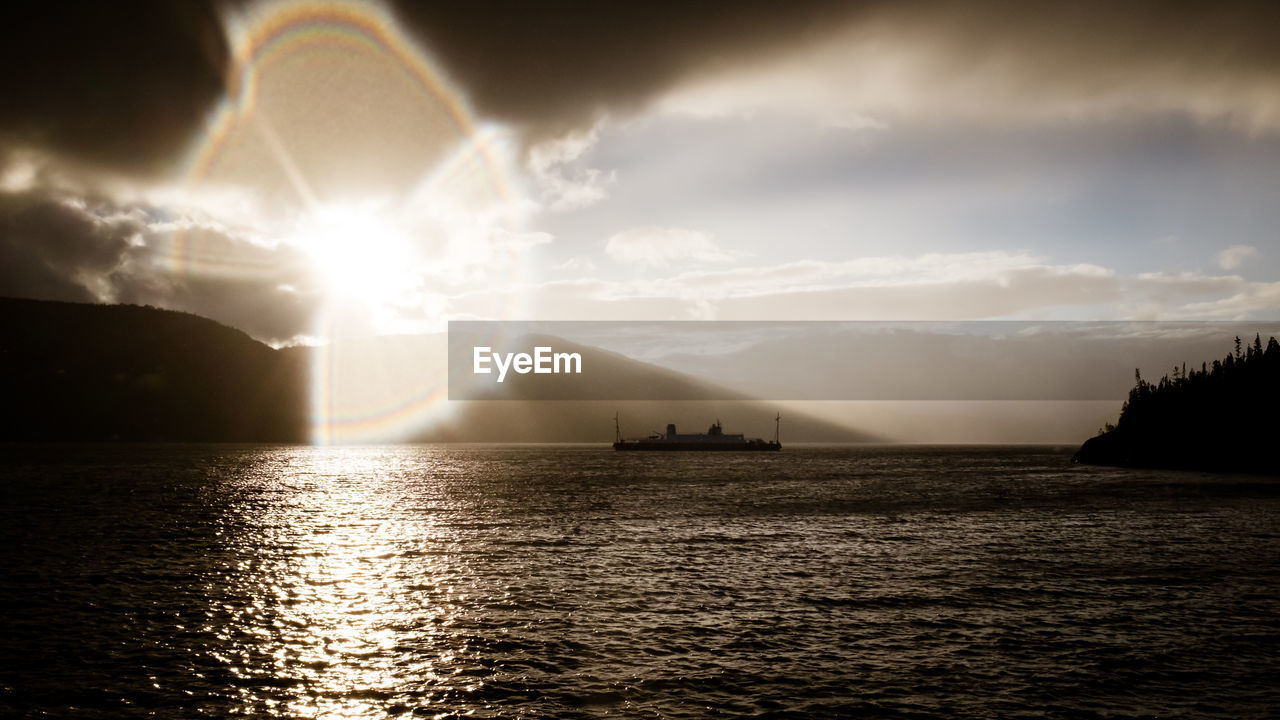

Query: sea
[1,445,1277,719]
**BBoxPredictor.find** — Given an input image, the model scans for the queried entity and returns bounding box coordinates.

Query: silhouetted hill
[447,334,863,439]
[1074,335,1280,474]
[0,297,307,441]
[1,299,873,443]
[299,332,873,442]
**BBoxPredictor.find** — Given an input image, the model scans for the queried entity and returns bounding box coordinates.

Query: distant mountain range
[0,298,868,443]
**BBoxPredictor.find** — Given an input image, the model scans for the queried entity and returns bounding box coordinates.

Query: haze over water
[2,445,1277,718]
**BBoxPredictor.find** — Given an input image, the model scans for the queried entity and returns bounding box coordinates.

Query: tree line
[1077,333,1278,472]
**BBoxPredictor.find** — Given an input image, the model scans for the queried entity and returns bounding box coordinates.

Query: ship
[612,413,781,451]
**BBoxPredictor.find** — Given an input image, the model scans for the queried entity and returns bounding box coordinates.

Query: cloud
[5,2,1276,341]
[389,1,1280,138]
[4,0,1279,181]
[0,191,136,304]
[1216,244,1258,270]
[1182,280,1280,319]
[0,187,321,343]
[640,252,1112,297]
[443,251,1280,322]
[657,2,1280,133]
[605,227,739,268]
[388,1,863,139]
[0,1,228,172]
[554,257,598,274]
[526,126,615,210]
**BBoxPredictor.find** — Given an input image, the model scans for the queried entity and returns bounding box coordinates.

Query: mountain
[1,299,872,443]
[298,331,871,443]
[0,297,307,441]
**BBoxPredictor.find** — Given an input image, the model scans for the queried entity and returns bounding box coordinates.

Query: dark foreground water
[1,445,1277,719]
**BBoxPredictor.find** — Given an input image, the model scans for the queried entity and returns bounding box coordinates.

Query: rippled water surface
[1,445,1278,718]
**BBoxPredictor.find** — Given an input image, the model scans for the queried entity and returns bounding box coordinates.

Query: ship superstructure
[612,414,781,451]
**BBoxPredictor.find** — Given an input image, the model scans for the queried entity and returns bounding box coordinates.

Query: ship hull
[613,441,780,451]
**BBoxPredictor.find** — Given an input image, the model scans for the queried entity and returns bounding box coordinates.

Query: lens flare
[169,0,533,443]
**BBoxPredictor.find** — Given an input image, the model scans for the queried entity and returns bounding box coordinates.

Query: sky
[2,0,1278,349]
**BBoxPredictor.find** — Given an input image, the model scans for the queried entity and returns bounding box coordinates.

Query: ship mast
[614,412,622,443]
[774,412,781,444]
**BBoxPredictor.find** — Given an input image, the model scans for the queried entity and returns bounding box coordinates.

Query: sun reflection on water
[209,447,477,718]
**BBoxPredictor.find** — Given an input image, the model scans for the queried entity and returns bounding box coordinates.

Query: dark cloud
[389,1,869,137]
[0,190,135,302]
[0,0,229,173]
[4,0,1276,176]
[900,1,1280,114]
[0,187,320,343]
[390,0,1280,136]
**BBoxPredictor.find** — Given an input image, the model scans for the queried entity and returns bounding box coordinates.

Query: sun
[292,202,418,305]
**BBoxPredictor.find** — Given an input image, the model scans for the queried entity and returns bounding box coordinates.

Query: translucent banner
[447,321,1280,401]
